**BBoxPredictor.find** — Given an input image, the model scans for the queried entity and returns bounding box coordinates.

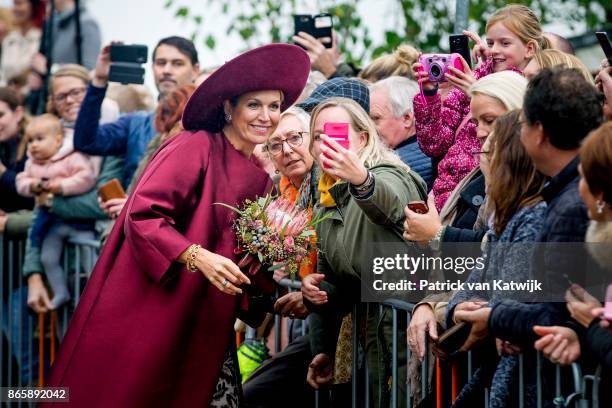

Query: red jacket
[43,131,272,407]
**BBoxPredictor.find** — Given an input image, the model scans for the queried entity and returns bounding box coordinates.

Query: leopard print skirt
[209,346,242,407]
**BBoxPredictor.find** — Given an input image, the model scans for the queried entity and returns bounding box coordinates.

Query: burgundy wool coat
[42,130,273,407]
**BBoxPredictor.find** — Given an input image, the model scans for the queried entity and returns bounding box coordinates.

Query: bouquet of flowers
[216,194,328,279]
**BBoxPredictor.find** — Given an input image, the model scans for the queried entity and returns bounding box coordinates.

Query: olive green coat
[307,163,427,355]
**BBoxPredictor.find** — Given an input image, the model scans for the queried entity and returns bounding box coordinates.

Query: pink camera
[418,53,464,83]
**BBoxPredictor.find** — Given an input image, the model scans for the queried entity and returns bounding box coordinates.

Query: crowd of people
[0,1,611,407]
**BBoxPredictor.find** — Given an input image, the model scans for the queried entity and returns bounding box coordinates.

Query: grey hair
[281,106,311,132]
[369,76,419,118]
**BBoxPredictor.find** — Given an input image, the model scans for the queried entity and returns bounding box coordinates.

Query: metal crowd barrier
[267,282,605,408]
[1,234,100,398]
[1,235,607,407]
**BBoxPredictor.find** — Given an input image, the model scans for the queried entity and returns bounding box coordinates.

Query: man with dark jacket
[454,68,603,349]
[73,36,199,191]
[369,76,434,190]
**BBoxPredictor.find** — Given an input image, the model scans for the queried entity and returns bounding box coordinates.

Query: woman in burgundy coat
[42,44,310,407]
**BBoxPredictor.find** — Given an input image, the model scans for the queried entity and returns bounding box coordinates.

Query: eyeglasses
[265,132,307,156]
[53,87,86,104]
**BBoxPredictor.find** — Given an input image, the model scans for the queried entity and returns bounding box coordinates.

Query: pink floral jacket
[414,58,520,210]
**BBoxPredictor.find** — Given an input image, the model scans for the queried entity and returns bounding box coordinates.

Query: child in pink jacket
[16,114,96,308]
[413,4,550,211]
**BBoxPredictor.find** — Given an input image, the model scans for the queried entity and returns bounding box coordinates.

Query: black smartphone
[437,321,472,355]
[110,44,148,64]
[109,44,148,85]
[450,34,471,68]
[293,14,333,49]
[595,32,612,64]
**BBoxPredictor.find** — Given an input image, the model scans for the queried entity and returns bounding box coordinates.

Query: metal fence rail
[1,234,100,400]
[1,236,606,407]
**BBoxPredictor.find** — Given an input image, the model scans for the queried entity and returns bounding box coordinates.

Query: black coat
[488,156,589,345]
[442,170,487,243]
[0,138,33,213]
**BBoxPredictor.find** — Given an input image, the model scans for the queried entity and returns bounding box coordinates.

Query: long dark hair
[488,110,546,235]
[0,87,27,160]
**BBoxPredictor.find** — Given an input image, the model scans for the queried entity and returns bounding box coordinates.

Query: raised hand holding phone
[318,130,368,186]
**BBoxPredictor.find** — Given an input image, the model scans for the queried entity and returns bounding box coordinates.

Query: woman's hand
[31,53,48,76]
[446,55,476,95]
[99,197,127,219]
[192,248,251,295]
[272,262,289,283]
[307,353,334,389]
[407,304,438,360]
[274,292,309,319]
[403,194,441,243]
[27,274,53,313]
[591,307,611,330]
[533,326,581,366]
[464,30,488,65]
[318,134,368,185]
[496,338,522,356]
[413,60,437,92]
[301,273,328,305]
[453,305,491,352]
[565,284,602,328]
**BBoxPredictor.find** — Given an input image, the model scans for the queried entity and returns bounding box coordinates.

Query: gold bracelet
[186,244,201,272]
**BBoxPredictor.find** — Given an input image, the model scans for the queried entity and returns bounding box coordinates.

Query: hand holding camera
[445,55,475,95]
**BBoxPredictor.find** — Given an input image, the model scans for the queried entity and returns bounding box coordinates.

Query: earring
[274,169,280,175]
[596,200,606,214]
[225,113,232,123]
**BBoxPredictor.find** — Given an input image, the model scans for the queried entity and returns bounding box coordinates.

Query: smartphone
[109,44,148,85]
[437,322,472,355]
[604,284,612,321]
[322,122,349,169]
[407,201,428,214]
[110,44,148,64]
[449,34,471,68]
[293,14,333,49]
[595,32,612,64]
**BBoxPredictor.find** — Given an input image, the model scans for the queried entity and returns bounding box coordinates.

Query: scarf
[318,172,340,208]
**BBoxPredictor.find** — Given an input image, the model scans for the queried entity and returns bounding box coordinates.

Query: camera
[108,44,148,85]
[418,53,464,83]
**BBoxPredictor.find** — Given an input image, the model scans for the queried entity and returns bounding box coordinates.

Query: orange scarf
[280,176,317,278]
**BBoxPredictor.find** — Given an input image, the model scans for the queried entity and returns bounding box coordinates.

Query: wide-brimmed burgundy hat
[182,44,310,132]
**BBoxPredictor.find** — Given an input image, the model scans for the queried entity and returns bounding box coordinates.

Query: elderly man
[369,76,433,190]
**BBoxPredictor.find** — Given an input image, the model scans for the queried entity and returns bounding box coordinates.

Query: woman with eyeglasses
[265,107,318,281]
[25,64,121,313]
[404,71,528,404]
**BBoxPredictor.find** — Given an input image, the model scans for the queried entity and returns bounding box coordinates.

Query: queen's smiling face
[225,90,283,150]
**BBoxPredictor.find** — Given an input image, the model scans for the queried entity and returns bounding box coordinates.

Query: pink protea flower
[284,236,295,247]
[265,197,310,236]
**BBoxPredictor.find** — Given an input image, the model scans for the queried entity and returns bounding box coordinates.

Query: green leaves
[175,7,188,18]
[205,34,216,50]
[164,0,608,68]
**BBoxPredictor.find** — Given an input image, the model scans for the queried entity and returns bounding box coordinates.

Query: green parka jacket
[307,163,427,355]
